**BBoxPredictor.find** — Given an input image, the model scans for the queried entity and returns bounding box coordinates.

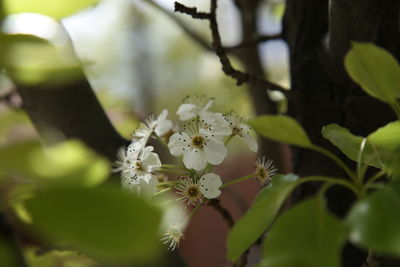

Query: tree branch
[174,0,290,96]
[15,75,128,161]
[207,199,234,227]
[224,33,282,51]
[143,0,281,53]
[144,0,212,51]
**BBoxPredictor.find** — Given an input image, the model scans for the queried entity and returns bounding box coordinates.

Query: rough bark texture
[233,0,292,173]
[283,0,399,266]
[16,75,127,161]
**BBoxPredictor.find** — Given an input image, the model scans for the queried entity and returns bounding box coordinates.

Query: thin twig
[144,0,212,51]
[144,0,280,53]
[363,250,381,267]
[174,0,291,96]
[225,33,282,51]
[207,199,234,228]
[0,90,22,110]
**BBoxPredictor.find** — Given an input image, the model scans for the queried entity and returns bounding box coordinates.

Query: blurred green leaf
[26,185,162,264]
[0,110,30,143]
[0,236,16,267]
[0,215,25,267]
[26,248,98,267]
[227,174,299,261]
[0,34,82,85]
[321,124,376,167]
[345,42,400,113]
[249,115,313,148]
[0,140,110,187]
[4,0,99,19]
[347,180,400,256]
[322,122,400,171]
[258,198,347,267]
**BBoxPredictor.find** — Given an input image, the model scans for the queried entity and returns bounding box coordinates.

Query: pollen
[192,135,205,148]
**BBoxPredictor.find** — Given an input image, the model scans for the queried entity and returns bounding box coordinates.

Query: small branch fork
[207,198,234,228]
[174,1,291,96]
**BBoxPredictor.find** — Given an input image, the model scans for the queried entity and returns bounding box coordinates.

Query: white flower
[176,96,214,121]
[168,121,227,171]
[122,175,159,196]
[133,109,173,141]
[153,109,173,137]
[113,140,145,173]
[175,177,203,206]
[254,157,277,185]
[199,173,222,199]
[199,112,232,139]
[224,111,258,152]
[117,145,161,189]
[177,96,231,139]
[161,223,184,251]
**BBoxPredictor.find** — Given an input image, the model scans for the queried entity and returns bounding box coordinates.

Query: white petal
[203,139,227,165]
[155,110,173,136]
[203,98,214,111]
[177,103,199,121]
[155,120,173,137]
[168,132,190,156]
[182,149,207,171]
[199,173,222,199]
[242,133,258,152]
[142,151,161,171]
[137,175,159,196]
[126,140,143,158]
[121,176,140,193]
[200,112,232,137]
[157,109,169,121]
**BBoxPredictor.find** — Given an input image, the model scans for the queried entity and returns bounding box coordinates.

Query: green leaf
[227,174,299,261]
[345,42,400,106]
[249,115,313,148]
[0,33,83,86]
[0,140,110,187]
[26,185,162,264]
[258,198,347,267]
[322,122,400,171]
[321,124,376,167]
[0,234,21,267]
[4,0,99,18]
[347,180,400,256]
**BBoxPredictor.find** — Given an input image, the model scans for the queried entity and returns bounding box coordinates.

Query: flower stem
[159,168,186,175]
[154,187,172,196]
[296,176,361,197]
[158,181,178,186]
[311,145,358,184]
[221,174,254,189]
[161,164,186,170]
[224,134,234,145]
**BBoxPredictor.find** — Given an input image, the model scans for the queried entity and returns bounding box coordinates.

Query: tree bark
[15,75,127,161]
[283,0,399,266]
[233,0,292,173]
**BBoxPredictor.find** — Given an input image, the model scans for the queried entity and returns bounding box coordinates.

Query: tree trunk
[283,0,399,266]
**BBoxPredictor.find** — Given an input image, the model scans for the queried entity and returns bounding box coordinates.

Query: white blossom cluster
[114,96,277,250]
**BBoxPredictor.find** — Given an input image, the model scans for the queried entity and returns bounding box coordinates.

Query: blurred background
[0,0,288,266]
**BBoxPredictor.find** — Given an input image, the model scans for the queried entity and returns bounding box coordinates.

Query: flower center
[232,126,242,136]
[257,167,268,179]
[135,161,145,172]
[192,135,205,148]
[187,185,200,197]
